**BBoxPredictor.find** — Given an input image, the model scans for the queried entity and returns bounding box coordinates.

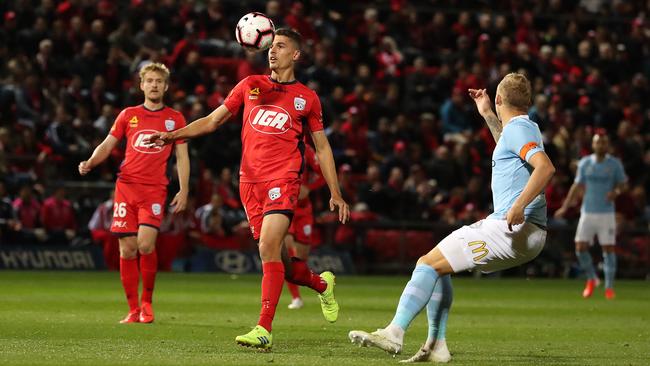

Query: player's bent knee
[259,240,282,262]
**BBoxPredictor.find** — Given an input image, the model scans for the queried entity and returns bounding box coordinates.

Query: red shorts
[111,180,167,235]
[288,202,315,245]
[239,178,300,240]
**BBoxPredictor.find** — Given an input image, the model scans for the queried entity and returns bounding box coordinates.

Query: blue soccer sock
[390,264,439,332]
[576,250,596,280]
[426,274,453,346]
[603,251,617,289]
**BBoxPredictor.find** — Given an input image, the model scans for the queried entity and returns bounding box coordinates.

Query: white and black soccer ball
[235,12,275,52]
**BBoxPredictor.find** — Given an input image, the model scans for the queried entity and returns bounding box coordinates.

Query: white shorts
[437,219,547,273]
[575,213,616,246]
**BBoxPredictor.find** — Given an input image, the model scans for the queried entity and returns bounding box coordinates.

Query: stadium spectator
[40,185,76,244]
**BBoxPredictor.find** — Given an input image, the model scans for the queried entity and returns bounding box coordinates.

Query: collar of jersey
[141,104,166,112]
[267,75,297,85]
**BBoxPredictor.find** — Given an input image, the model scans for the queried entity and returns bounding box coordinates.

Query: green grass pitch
[1,271,649,365]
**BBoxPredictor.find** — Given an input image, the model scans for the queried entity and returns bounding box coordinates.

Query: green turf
[0,271,649,365]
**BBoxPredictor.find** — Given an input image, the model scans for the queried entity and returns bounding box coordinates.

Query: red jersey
[223,75,324,183]
[110,105,186,186]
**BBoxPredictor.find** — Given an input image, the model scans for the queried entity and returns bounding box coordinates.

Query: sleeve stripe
[519,142,539,161]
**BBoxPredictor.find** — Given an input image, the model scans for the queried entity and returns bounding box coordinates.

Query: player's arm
[555,182,585,218]
[606,182,627,202]
[79,134,119,175]
[469,88,502,142]
[310,130,350,223]
[507,151,556,230]
[170,142,190,213]
[148,105,232,145]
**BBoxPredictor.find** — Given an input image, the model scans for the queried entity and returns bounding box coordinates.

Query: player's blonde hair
[139,62,170,83]
[497,73,532,111]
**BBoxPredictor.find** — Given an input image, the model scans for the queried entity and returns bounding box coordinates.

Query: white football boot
[400,340,451,363]
[348,328,402,355]
[288,297,304,310]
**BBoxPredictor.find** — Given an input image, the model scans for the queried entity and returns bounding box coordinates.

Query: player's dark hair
[275,28,302,50]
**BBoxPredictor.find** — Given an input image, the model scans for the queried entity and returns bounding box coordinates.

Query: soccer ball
[235,12,275,52]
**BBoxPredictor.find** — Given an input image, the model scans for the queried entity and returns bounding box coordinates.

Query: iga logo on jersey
[132,130,164,154]
[248,105,292,134]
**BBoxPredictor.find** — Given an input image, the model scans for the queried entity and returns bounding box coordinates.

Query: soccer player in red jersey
[147,29,350,350]
[285,143,326,310]
[78,63,190,324]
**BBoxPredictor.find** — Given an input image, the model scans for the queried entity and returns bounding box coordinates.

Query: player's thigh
[136,185,166,232]
[239,182,264,240]
[574,214,596,246]
[436,219,546,274]
[418,246,454,275]
[259,213,291,258]
[596,214,616,246]
[111,182,138,235]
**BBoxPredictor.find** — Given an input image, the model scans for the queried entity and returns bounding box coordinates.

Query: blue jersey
[575,154,626,213]
[488,116,547,226]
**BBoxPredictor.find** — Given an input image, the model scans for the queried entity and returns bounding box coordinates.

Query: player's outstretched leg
[401,275,453,363]
[349,264,441,355]
[603,247,616,299]
[284,254,337,321]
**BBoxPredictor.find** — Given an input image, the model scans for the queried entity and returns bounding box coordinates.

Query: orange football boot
[139,302,154,323]
[120,308,140,324]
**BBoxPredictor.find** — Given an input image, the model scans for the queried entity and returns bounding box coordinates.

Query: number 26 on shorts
[113,202,127,218]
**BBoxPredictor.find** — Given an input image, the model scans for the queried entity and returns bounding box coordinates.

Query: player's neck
[270,69,296,83]
[143,99,164,111]
[594,153,606,161]
[500,108,527,127]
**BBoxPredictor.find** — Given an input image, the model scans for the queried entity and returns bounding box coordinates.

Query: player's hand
[78,161,92,175]
[506,203,525,231]
[298,185,310,200]
[145,132,174,146]
[468,88,494,117]
[605,190,617,202]
[170,190,188,214]
[554,207,567,219]
[330,195,350,224]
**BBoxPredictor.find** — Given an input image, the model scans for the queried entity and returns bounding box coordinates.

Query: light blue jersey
[575,154,626,213]
[488,115,547,226]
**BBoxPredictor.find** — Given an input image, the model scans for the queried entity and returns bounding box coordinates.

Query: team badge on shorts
[164,119,175,131]
[151,203,162,216]
[303,224,312,236]
[268,187,281,201]
[294,97,306,111]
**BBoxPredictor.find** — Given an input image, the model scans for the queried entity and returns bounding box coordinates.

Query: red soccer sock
[258,261,285,332]
[288,258,327,294]
[120,257,140,311]
[286,281,301,299]
[139,251,158,304]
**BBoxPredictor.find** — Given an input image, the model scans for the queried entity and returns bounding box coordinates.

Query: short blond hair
[497,73,532,111]
[139,62,170,83]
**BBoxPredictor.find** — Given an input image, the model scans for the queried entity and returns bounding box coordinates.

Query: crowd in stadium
[0,1,649,250]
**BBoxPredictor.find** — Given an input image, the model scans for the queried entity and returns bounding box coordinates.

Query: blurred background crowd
[0,1,648,272]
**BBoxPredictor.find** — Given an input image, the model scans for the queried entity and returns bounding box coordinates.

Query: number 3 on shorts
[114,202,127,218]
[468,240,489,262]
